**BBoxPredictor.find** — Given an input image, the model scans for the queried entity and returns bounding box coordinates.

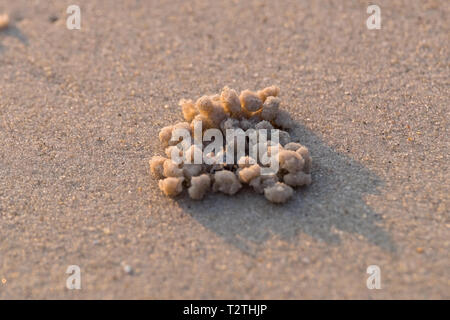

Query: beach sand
[0,0,448,298]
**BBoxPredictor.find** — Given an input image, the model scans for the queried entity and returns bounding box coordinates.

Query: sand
[0,0,448,299]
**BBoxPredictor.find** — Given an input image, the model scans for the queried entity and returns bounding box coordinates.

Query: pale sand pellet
[0,14,9,30]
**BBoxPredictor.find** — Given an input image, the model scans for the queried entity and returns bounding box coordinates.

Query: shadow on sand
[0,24,28,53]
[173,123,395,256]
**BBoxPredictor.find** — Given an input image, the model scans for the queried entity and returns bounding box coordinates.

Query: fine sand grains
[149,86,312,203]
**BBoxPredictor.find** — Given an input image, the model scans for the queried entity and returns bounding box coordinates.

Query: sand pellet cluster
[149,86,312,203]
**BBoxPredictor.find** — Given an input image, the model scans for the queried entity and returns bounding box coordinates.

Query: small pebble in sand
[121,263,134,275]
[0,14,9,30]
[48,15,59,23]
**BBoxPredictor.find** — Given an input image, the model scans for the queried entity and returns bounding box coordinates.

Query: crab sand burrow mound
[149,86,312,203]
